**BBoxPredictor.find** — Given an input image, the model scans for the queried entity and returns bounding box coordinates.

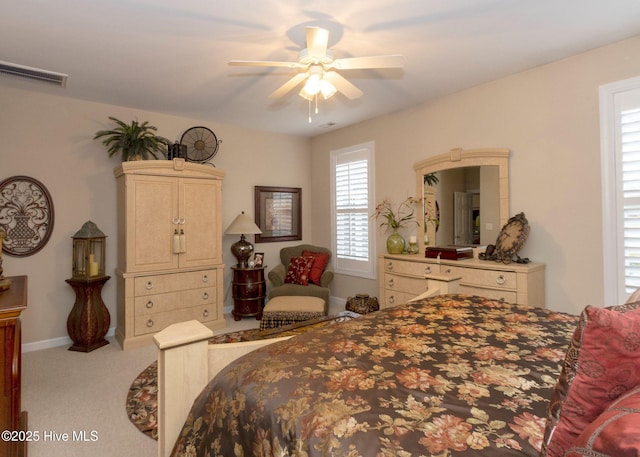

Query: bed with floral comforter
[171,294,578,457]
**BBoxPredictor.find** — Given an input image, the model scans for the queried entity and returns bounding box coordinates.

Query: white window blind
[600,76,640,304]
[621,107,640,293]
[331,142,375,278]
[336,159,369,260]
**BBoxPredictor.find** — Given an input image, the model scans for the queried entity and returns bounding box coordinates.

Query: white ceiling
[2,0,640,138]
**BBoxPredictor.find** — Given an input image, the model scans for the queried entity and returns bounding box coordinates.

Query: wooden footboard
[153,320,293,457]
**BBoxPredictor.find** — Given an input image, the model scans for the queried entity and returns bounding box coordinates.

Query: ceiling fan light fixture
[298,87,314,101]
[302,72,321,96]
[320,79,337,100]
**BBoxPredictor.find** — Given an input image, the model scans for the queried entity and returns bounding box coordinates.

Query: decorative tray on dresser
[378,253,545,309]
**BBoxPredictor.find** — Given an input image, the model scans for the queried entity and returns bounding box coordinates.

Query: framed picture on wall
[254,186,301,243]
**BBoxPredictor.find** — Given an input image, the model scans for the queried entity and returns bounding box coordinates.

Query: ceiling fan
[228,26,404,112]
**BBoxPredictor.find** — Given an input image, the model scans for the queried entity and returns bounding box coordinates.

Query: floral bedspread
[171,294,578,457]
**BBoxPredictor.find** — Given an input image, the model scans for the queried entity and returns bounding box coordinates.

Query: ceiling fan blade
[306,26,329,58]
[331,54,404,70]
[229,60,305,69]
[324,71,363,100]
[269,73,308,98]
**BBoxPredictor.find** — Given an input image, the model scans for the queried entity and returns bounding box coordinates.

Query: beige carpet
[21,312,262,457]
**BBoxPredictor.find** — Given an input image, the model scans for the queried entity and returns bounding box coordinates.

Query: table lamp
[225,212,262,268]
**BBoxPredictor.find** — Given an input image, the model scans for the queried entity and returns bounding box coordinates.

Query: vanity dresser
[382,147,546,308]
[378,253,545,308]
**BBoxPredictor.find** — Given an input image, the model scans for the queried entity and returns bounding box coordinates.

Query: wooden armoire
[114,159,226,349]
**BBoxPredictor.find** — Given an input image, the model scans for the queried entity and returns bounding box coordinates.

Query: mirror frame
[414,148,510,251]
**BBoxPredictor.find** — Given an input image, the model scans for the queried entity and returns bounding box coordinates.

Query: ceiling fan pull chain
[315,94,319,114]
[308,99,312,123]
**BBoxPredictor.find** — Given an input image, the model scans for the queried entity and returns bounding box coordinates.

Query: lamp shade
[225,212,262,235]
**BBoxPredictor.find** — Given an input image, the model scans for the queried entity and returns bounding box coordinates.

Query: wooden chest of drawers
[379,254,545,309]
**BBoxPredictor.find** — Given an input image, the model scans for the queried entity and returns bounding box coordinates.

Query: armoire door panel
[128,176,179,272]
[180,179,221,267]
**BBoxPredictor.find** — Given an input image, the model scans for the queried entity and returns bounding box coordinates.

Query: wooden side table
[65,275,111,352]
[231,266,266,321]
[0,275,28,457]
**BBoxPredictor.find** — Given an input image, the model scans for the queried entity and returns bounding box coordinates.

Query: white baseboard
[22,327,116,353]
[23,297,343,352]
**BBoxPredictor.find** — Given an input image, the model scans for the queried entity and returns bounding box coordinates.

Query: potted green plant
[93,116,170,161]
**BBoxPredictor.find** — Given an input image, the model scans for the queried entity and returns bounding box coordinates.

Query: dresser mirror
[414,148,510,251]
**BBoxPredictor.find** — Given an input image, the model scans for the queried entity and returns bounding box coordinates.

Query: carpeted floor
[125,312,359,440]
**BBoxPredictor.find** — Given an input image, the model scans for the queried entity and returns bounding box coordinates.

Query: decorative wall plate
[0,176,55,256]
[179,126,221,163]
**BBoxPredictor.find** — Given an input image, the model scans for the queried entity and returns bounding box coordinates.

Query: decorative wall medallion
[0,176,55,256]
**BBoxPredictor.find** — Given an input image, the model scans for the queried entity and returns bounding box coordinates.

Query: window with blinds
[621,107,640,293]
[336,159,369,259]
[331,142,376,278]
[600,77,640,304]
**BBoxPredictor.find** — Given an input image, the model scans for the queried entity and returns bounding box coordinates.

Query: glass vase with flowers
[373,197,419,254]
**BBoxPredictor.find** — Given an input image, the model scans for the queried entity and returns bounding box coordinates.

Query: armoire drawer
[384,259,438,277]
[134,286,216,316]
[443,266,516,290]
[134,304,217,336]
[134,269,216,296]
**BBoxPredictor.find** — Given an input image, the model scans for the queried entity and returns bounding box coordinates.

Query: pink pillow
[564,386,640,456]
[284,256,314,286]
[541,303,640,457]
[302,250,330,285]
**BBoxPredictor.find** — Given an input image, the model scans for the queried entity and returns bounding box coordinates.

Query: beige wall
[0,86,310,346]
[310,35,640,316]
[5,34,640,345]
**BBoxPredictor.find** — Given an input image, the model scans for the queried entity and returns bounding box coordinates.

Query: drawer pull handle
[145,301,154,309]
[202,292,209,300]
[496,275,506,285]
[389,295,395,304]
[424,266,432,275]
[445,268,451,274]
[146,319,154,328]
[145,281,153,290]
[387,261,393,271]
[387,278,394,287]
[203,309,209,318]
[202,274,209,282]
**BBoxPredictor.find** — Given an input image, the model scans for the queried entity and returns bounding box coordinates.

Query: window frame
[330,141,376,279]
[600,75,640,304]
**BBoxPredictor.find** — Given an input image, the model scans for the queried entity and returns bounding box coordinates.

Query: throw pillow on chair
[302,250,330,285]
[284,256,314,286]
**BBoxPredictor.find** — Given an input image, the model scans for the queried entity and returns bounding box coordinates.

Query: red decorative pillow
[302,250,330,285]
[565,386,640,456]
[284,256,314,286]
[541,303,640,457]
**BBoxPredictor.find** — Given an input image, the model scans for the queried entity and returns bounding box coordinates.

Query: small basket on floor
[260,296,326,331]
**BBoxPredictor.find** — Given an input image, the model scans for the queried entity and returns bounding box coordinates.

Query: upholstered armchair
[267,244,334,312]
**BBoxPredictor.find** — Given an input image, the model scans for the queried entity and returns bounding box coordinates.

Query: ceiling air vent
[0,61,68,87]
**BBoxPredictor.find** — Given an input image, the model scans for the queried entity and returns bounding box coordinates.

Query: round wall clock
[0,175,55,257]
[492,212,530,263]
[180,126,221,163]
